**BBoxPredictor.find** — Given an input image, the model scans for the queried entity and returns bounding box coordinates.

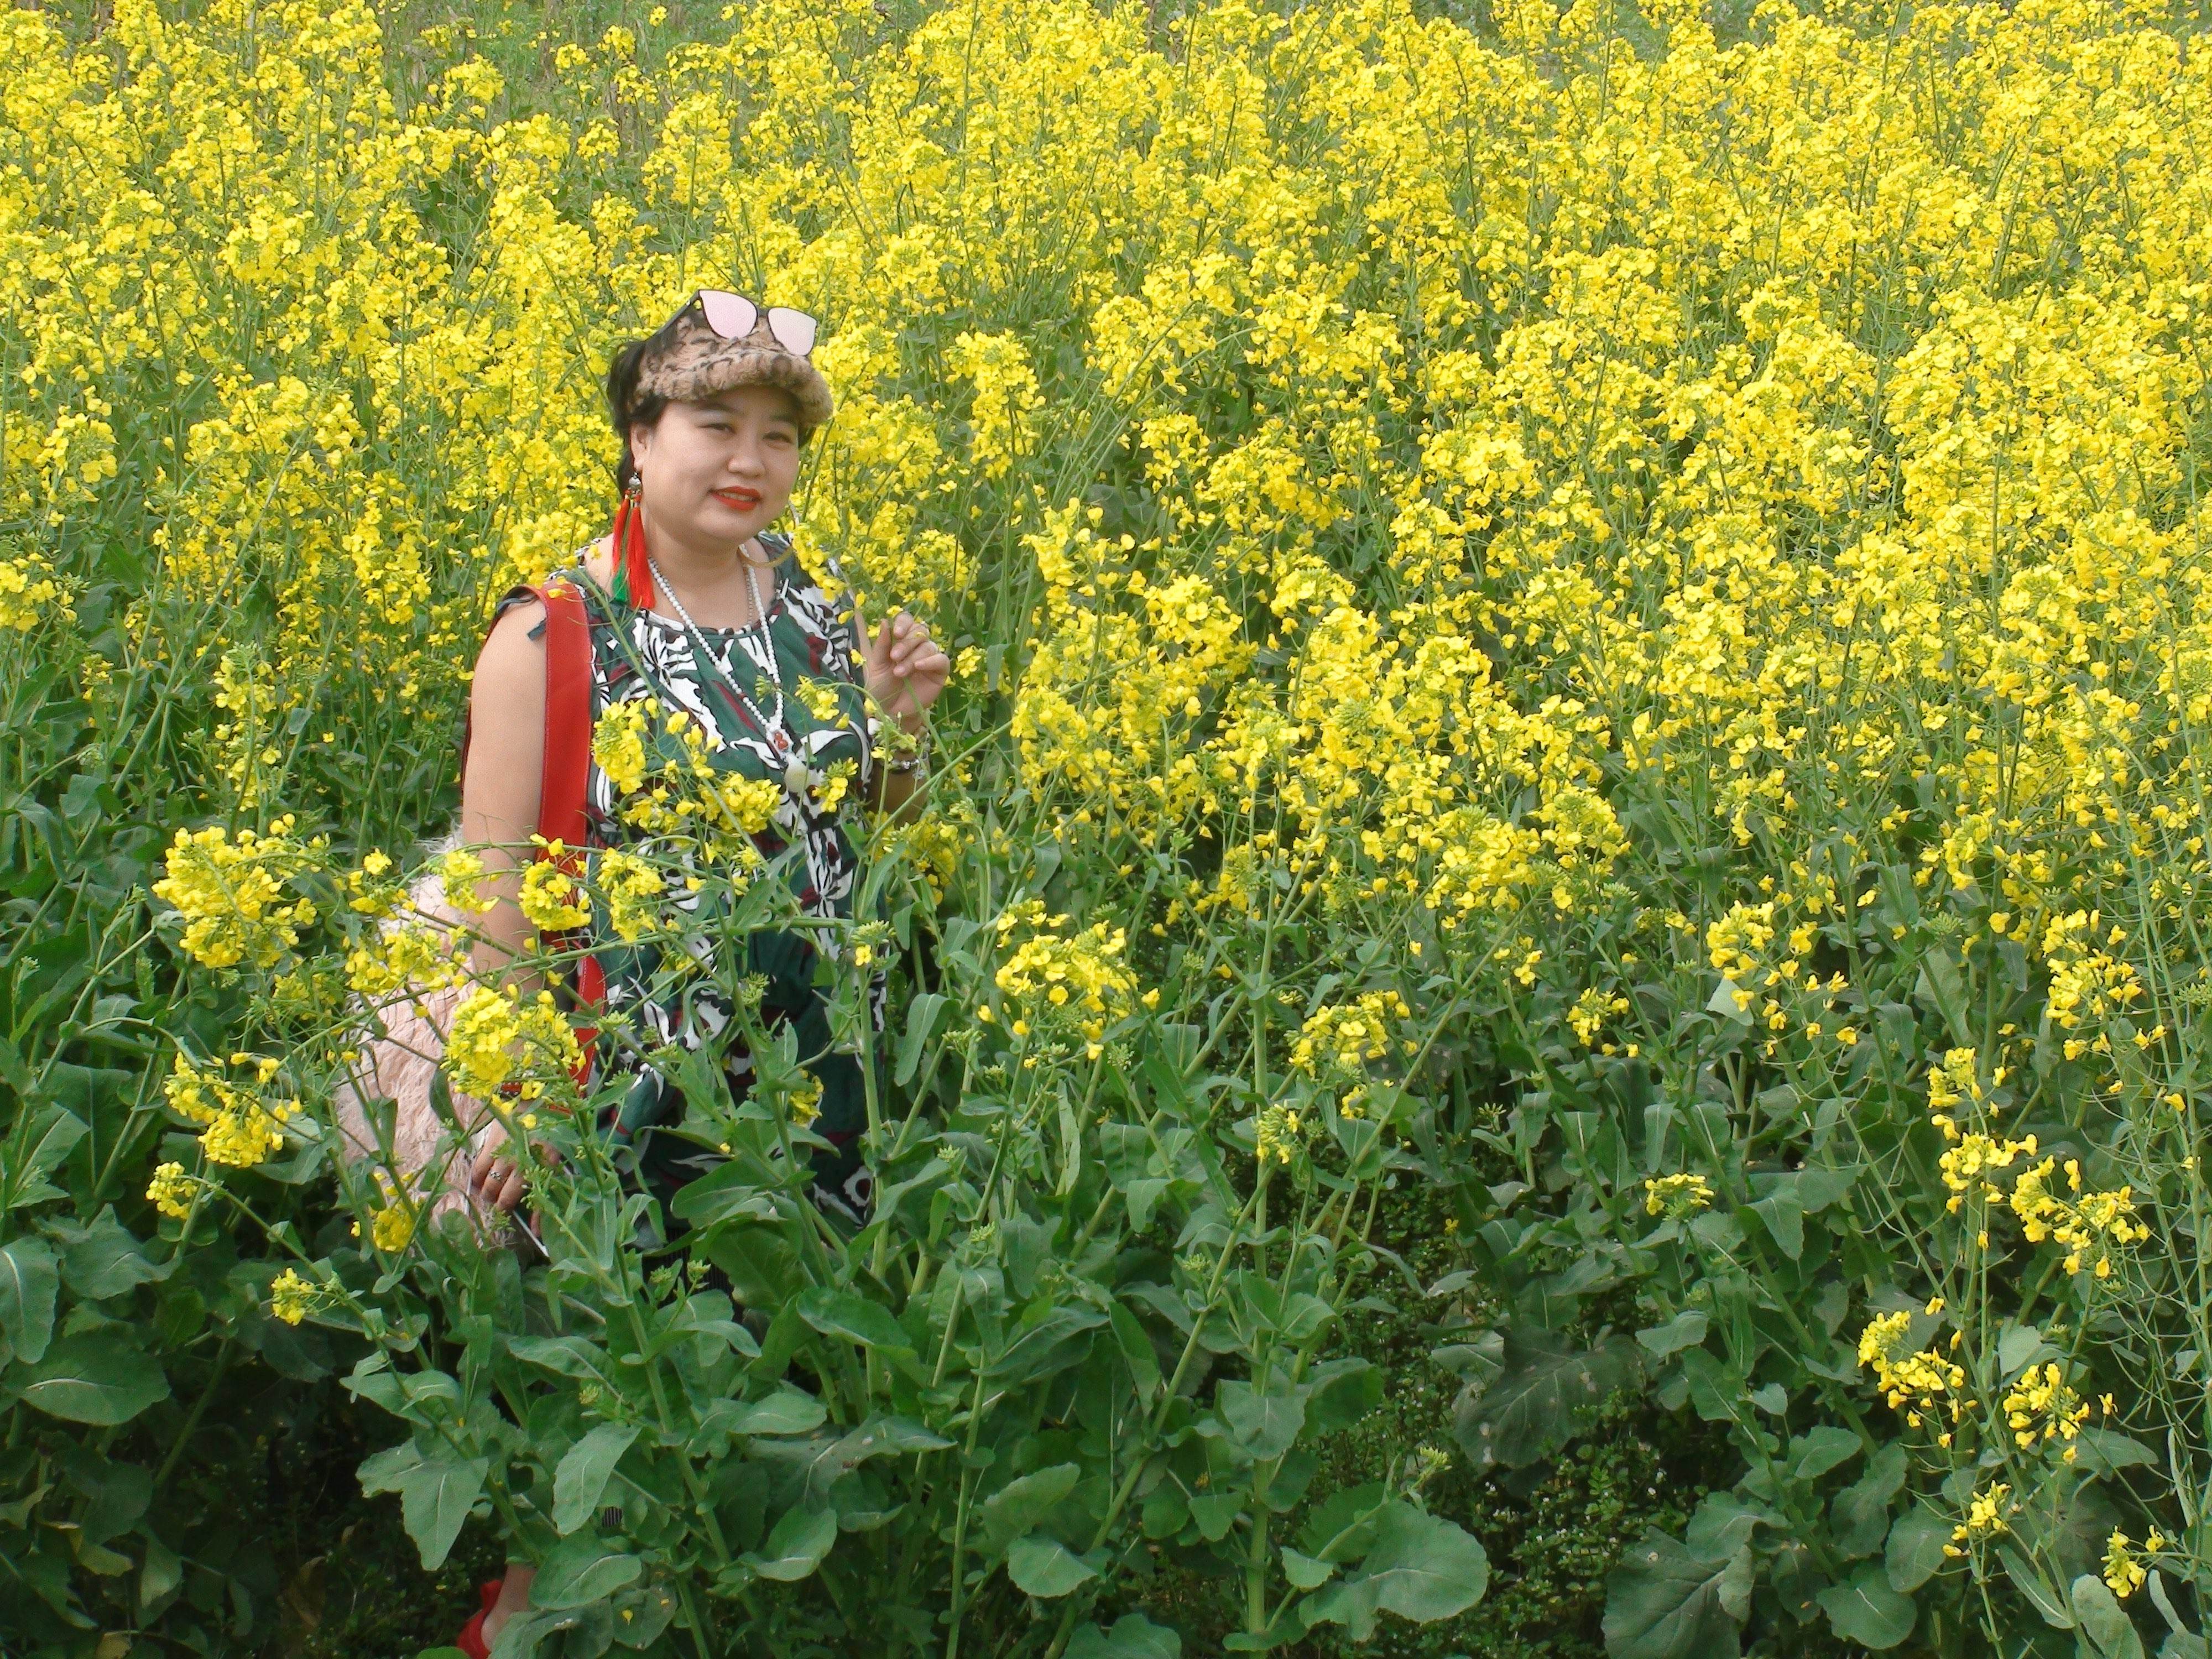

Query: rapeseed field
[8,0,2212,1653]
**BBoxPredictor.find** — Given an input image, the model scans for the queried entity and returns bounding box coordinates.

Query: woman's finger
[495,1163,528,1212]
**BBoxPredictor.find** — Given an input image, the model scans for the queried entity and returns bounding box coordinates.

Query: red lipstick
[712,486,761,509]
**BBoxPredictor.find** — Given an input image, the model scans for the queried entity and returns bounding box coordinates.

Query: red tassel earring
[609,472,654,610]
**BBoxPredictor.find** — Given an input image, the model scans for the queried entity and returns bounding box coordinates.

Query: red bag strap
[534,578,593,848]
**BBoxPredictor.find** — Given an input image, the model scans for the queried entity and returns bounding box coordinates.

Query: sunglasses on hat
[690,289,818,358]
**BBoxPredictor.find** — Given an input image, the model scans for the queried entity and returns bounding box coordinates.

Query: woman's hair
[603,304,814,493]
[603,309,688,494]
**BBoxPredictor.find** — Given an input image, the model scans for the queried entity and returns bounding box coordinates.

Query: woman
[451,290,948,1655]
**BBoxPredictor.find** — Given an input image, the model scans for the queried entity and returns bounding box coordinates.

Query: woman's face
[630,384,804,551]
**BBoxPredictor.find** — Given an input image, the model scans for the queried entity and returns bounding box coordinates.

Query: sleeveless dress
[495,529,883,1236]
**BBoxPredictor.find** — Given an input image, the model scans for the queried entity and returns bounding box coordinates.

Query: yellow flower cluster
[1644,1173,1714,1219]
[2008,1159,2150,1279]
[163,1053,296,1171]
[0,547,70,630]
[153,821,323,971]
[592,698,784,854]
[144,1162,197,1222]
[2001,1364,2092,1454]
[1253,1103,1309,1168]
[441,984,581,1101]
[519,851,591,933]
[992,900,1137,1056]
[1947,1483,2014,1556]
[1288,992,1413,1079]
[269,1267,320,1326]
[1857,1311,1966,1425]
[2104,1530,2166,1600]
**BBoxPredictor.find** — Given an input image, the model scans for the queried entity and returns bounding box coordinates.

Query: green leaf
[1220,1380,1308,1460]
[533,1534,643,1609]
[1355,1502,1489,1621]
[1817,1562,1916,1648]
[1281,1546,1334,1590]
[140,1533,182,1609]
[53,1206,164,1300]
[1300,1483,1387,1564]
[979,1464,1081,1554]
[17,1332,166,1425]
[723,1389,828,1437]
[0,1237,60,1365]
[551,1423,640,1536]
[2072,1574,2148,1659]
[1006,1532,1097,1598]
[2000,1544,2077,1630]
[398,1455,488,1571]
[1831,1443,1907,1558]
[1884,1506,1950,1594]
[1108,1301,1162,1404]
[1789,1426,1861,1483]
[1066,1612,1182,1659]
[796,1287,914,1354]
[1748,1187,1803,1259]
[1603,1532,1751,1659]
[1457,1326,1641,1469]
[1635,1310,1708,1359]
[895,992,948,1087]
[1304,1358,1383,1436]
[3,1108,86,1213]
[742,1504,837,1582]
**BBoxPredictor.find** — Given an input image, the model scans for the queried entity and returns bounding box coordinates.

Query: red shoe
[455,1579,501,1659]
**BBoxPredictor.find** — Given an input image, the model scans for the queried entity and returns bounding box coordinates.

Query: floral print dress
[497,529,883,1233]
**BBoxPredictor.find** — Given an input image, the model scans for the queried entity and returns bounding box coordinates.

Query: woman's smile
[711,484,761,510]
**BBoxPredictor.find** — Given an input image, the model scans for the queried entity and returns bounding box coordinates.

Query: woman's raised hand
[853,599,950,726]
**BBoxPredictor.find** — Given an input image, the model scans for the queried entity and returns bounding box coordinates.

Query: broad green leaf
[1885,1507,1950,1594]
[1635,1310,1708,1359]
[1684,1493,1771,1560]
[18,1332,166,1425]
[1006,1533,1097,1598]
[53,1206,165,1301]
[743,1504,837,1582]
[2072,1574,2149,1659]
[1354,1502,1489,1622]
[1830,1443,1906,1558]
[795,1287,915,1354]
[1747,1188,1803,1259]
[1789,1425,1861,1483]
[1817,1563,1916,1648]
[723,1390,828,1437]
[551,1423,640,1536]
[1108,1301,1162,1404]
[1220,1380,1307,1460]
[3,1108,86,1213]
[1457,1326,1640,1469]
[140,1534,182,1609]
[398,1455,488,1571]
[533,1534,643,1609]
[0,1237,59,1365]
[979,1463,1081,1553]
[1300,1483,1387,1564]
[1066,1612,1181,1659]
[1304,1357,1383,1436]
[1280,1546,1334,1590]
[1603,1532,1751,1659]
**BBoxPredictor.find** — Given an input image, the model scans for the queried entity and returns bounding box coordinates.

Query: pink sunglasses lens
[767,307,817,357]
[697,290,755,340]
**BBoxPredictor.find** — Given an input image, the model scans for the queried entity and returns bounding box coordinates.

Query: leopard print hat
[635,304,835,434]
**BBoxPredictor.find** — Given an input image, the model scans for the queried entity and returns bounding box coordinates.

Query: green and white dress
[497,529,883,1230]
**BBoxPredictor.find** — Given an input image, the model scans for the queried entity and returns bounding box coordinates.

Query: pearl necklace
[645,549,811,800]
